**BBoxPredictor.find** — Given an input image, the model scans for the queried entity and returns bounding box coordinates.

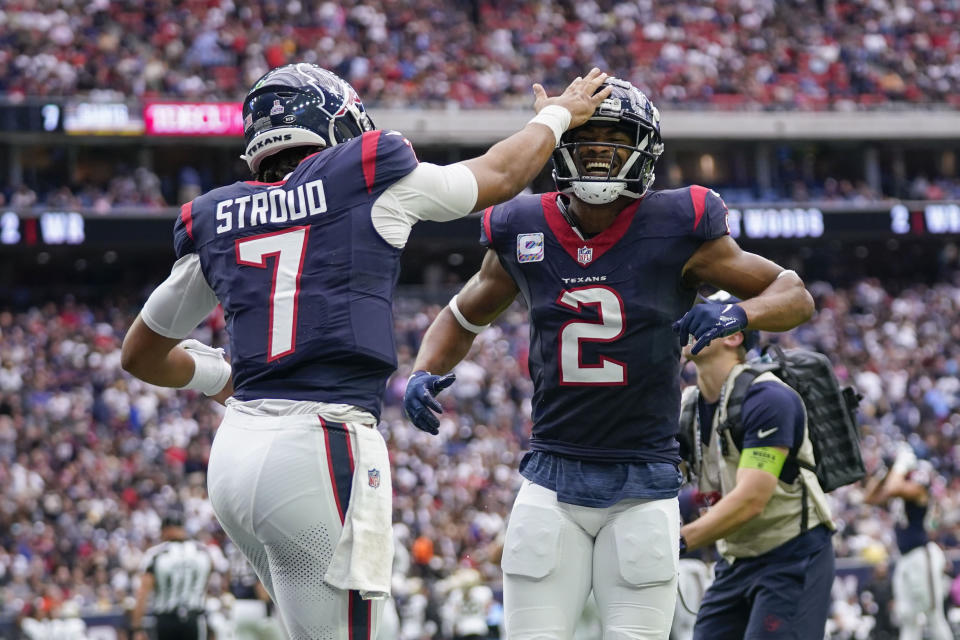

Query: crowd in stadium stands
[6,0,960,214]
[0,169,169,213]
[2,275,960,636]
[2,0,960,109]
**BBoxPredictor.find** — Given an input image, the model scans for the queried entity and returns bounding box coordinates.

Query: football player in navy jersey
[865,446,952,640]
[120,63,614,640]
[405,78,815,639]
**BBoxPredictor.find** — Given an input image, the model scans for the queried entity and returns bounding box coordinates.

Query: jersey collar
[541,192,642,267]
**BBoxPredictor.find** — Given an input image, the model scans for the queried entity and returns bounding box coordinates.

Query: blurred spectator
[2,272,960,636]
[861,562,896,640]
[9,185,37,209]
[1,1,960,109]
[18,598,88,640]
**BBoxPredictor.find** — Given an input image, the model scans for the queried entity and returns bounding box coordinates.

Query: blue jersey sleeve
[479,206,493,247]
[361,130,418,195]
[740,381,804,451]
[173,201,196,258]
[479,204,508,252]
[689,185,730,241]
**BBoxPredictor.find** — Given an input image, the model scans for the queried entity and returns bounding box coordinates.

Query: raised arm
[404,250,519,433]
[682,235,814,331]
[863,469,890,506]
[675,236,814,353]
[375,71,614,246]
[463,69,612,211]
[864,453,929,505]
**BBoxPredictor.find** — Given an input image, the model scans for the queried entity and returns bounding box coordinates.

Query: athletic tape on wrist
[449,295,489,334]
[528,105,573,146]
[180,343,232,396]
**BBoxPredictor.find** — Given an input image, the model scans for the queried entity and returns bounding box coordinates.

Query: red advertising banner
[143,102,243,136]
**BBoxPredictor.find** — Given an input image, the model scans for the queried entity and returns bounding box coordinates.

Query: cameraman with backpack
[677,290,837,640]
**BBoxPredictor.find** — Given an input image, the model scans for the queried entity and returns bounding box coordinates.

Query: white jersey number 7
[236,226,310,361]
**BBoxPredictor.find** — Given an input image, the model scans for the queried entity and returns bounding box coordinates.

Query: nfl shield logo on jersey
[577,246,594,265]
[516,233,544,263]
[368,468,380,489]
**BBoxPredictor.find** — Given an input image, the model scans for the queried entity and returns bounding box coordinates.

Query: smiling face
[568,123,635,178]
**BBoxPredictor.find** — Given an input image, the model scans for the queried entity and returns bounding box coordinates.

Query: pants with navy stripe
[208,407,381,640]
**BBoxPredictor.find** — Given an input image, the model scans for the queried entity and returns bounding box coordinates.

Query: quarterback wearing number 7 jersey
[406,78,815,639]
[120,63,614,640]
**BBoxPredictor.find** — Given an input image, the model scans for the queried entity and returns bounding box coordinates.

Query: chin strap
[571,181,643,205]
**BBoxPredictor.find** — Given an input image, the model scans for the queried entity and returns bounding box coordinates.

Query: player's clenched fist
[673,301,749,355]
[403,371,456,435]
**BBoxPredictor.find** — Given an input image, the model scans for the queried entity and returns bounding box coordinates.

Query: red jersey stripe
[180,201,194,240]
[361,131,382,193]
[482,206,495,244]
[690,185,709,231]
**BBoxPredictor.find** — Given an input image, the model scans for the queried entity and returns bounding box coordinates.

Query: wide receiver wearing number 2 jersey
[480,187,727,464]
[120,64,615,640]
[406,78,814,639]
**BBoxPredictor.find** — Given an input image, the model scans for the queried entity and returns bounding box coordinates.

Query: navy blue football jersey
[896,464,932,553]
[173,130,418,418]
[481,187,729,463]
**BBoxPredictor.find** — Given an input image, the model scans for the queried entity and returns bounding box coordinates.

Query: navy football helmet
[552,78,663,204]
[241,63,375,173]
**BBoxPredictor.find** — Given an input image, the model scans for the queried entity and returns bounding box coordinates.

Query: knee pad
[501,504,563,580]
[609,505,677,587]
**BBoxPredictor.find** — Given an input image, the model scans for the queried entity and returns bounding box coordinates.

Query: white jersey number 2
[236,226,310,361]
[557,286,627,385]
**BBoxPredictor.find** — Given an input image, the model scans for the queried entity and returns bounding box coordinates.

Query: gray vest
[680,365,835,562]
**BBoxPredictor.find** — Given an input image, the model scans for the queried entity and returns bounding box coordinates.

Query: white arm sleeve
[371,162,479,248]
[141,253,220,339]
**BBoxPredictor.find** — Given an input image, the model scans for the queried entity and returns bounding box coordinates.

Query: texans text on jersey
[215,179,327,234]
[560,275,607,285]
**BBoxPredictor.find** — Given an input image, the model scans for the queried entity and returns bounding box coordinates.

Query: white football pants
[502,480,680,640]
[207,406,383,640]
[892,541,952,640]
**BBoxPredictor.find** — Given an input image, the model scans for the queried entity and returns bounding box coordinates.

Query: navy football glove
[403,370,457,435]
[673,302,748,355]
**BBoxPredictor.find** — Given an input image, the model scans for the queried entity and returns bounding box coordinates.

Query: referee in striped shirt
[131,513,214,640]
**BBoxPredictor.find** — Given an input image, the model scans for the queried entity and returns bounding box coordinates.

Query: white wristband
[528,105,573,146]
[449,295,489,334]
[179,339,232,396]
